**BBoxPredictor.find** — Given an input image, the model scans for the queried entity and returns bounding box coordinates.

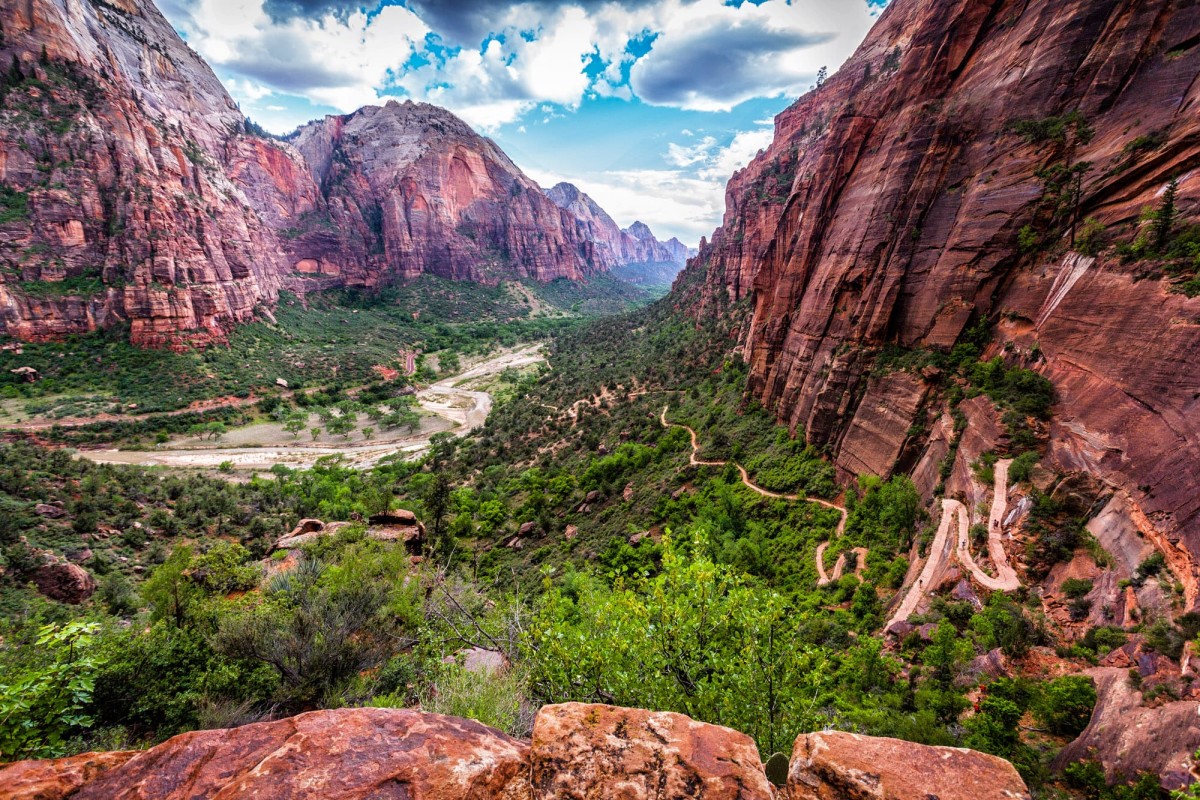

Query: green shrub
[1062,578,1094,599]
[1076,217,1108,256]
[0,621,102,759]
[0,185,29,223]
[1035,675,1096,736]
[1008,451,1039,484]
[411,664,530,738]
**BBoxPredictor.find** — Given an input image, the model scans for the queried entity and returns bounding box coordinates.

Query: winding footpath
[816,543,871,587]
[659,405,853,575]
[885,458,1021,629]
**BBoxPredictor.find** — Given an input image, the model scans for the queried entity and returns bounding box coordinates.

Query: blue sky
[160,0,882,244]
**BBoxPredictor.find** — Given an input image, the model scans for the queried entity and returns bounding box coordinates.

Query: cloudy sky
[160,0,884,244]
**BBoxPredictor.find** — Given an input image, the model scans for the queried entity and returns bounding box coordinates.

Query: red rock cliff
[279,102,616,286]
[0,0,314,348]
[0,0,643,347]
[684,0,1200,570]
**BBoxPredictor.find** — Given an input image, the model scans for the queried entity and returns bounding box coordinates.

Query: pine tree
[815,65,828,88]
[1153,177,1179,253]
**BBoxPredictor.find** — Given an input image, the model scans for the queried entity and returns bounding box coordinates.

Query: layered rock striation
[0,0,677,347]
[682,0,1200,568]
[0,0,305,348]
[283,106,626,286]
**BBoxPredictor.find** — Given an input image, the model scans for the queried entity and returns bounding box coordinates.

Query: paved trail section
[816,543,870,587]
[81,346,544,471]
[659,405,855,580]
[886,458,1020,629]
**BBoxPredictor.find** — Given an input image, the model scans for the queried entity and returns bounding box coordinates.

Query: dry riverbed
[79,345,545,471]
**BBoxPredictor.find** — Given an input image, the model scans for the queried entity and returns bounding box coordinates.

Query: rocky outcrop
[787,730,1030,800]
[272,513,425,551]
[31,559,96,604]
[546,183,687,266]
[0,750,137,799]
[0,708,532,800]
[530,703,773,799]
[1054,667,1200,790]
[1,705,1030,800]
[682,0,1200,576]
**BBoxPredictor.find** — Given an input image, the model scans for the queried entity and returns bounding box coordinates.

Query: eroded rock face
[0,708,531,800]
[681,0,1200,585]
[0,750,137,800]
[0,0,302,349]
[1,706,1036,800]
[529,702,774,800]
[0,0,666,348]
[787,730,1030,800]
[1053,668,1200,790]
[281,104,614,286]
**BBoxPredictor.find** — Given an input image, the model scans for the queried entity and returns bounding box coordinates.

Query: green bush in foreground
[0,621,101,760]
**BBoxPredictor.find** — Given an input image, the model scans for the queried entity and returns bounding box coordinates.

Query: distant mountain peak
[625,221,656,240]
[547,187,686,266]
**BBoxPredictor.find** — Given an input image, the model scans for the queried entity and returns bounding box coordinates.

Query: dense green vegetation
[0,285,1183,798]
[0,277,642,415]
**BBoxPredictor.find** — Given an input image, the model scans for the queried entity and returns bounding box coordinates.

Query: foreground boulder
[0,708,530,800]
[0,751,136,799]
[530,703,774,799]
[0,705,1033,800]
[787,731,1030,800]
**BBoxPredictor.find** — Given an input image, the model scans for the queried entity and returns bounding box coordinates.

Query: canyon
[3,0,1200,794]
[681,0,1200,599]
[0,0,681,348]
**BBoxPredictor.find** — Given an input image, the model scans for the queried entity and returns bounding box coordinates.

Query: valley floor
[78,345,545,471]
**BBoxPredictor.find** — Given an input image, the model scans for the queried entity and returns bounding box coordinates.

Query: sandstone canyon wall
[683,0,1200,588]
[0,0,308,348]
[0,0,672,347]
[282,105,626,286]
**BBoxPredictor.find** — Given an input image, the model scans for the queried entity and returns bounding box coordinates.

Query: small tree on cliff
[425,473,452,560]
[1153,177,1179,252]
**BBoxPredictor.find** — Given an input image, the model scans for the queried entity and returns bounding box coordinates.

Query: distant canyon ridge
[0,0,684,348]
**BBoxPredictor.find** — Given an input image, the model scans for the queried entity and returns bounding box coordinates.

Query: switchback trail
[886,458,1021,629]
[816,542,870,587]
[659,405,854,580]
